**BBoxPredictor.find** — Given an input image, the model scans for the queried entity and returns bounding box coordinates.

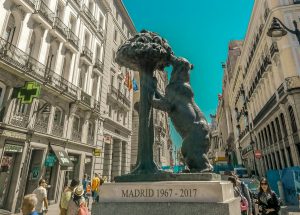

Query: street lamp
[249,131,259,177]
[267,17,300,44]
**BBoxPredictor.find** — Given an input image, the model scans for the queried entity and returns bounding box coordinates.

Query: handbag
[240,196,249,212]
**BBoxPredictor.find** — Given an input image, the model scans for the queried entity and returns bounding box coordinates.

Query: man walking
[91,173,100,203]
[32,179,48,215]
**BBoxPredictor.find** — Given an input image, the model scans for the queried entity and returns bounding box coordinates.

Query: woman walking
[257,178,280,215]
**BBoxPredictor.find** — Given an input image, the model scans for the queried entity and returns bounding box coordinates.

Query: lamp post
[267,17,300,44]
[249,130,259,177]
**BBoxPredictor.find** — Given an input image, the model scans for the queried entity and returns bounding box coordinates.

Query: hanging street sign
[17,81,41,104]
[44,153,57,167]
[93,148,102,157]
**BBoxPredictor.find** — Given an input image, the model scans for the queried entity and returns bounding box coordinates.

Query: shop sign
[93,148,101,157]
[4,144,23,153]
[32,166,40,180]
[44,154,56,167]
[242,145,253,156]
[17,81,41,104]
[69,156,78,162]
[2,130,26,140]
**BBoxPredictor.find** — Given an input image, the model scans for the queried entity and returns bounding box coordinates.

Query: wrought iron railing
[82,5,97,27]
[118,90,130,108]
[10,113,29,128]
[72,129,81,142]
[0,37,46,81]
[81,91,91,106]
[35,0,54,25]
[81,46,93,62]
[34,117,48,133]
[52,123,63,137]
[46,70,78,98]
[0,37,79,99]
[53,17,68,38]
[67,29,79,49]
[93,59,103,71]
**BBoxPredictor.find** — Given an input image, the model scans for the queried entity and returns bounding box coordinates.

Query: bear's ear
[190,64,194,70]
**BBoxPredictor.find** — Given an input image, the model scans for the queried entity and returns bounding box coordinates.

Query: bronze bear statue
[152,56,212,172]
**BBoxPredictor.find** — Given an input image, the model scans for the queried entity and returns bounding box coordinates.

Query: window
[280,113,288,137]
[275,118,282,140]
[54,107,64,126]
[108,105,112,117]
[288,106,298,133]
[4,15,16,43]
[114,29,118,42]
[99,13,105,29]
[110,75,115,86]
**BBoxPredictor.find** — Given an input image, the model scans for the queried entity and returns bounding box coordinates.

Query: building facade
[219,0,300,177]
[0,0,135,212]
[131,70,173,170]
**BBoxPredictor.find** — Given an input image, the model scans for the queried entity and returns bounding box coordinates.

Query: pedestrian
[234,175,253,215]
[228,176,248,215]
[91,173,100,203]
[60,179,80,215]
[21,194,38,215]
[258,178,280,215]
[82,174,90,209]
[67,185,88,215]
[32,179,48,215]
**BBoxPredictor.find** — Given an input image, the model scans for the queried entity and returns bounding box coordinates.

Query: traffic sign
[255,150,262,159]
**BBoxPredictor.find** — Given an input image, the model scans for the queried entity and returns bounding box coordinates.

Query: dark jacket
[240,181,252,215]
[258,191,280,215]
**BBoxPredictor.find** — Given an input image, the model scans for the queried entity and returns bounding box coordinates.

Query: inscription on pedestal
[121,188,197,198]
[99,181,234,203]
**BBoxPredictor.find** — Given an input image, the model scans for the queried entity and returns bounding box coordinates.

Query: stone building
[221,0,300,177]
[131,70,173,170]
[0,0,135,213]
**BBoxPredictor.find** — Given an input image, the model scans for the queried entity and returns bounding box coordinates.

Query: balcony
[107,85,131,110]
[46,70,79,99]
[0,37,79,100]
[34,0,55,26]
[34,117,48,133]
[10,113,29,128]
[82,5,97,28]
[53,17,68,39]
[92,98,101,112]
[52,123,63,137]
[67,29,79,50]
[97,26,105,37]
[81,91,91,107]
[72,129,82,142]
[81,46,93,64]
[13,0,36,12]
[93,59,104,73]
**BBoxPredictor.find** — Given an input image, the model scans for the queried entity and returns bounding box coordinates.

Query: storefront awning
[50,145,73,167]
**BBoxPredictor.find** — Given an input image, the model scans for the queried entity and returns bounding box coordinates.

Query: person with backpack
[236,176,253,215]
[91,173,100,203]
[67,185,88,215]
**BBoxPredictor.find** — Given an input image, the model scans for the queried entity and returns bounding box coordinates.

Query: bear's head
[170,56,193,83]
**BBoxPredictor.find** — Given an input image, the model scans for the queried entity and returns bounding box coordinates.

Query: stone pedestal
[92,181,241,215]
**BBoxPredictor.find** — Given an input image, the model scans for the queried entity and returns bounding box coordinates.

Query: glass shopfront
[67,154,80,184]
[0,143,23,210]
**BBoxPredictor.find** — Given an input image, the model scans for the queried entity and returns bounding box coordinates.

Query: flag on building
[124,71,129,88]
[128,72,133,90]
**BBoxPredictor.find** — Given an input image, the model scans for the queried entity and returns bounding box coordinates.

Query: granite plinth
[92,180,241,215]
[114,172,221,182]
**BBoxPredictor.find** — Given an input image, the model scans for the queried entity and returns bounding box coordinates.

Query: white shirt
[33,186,47,212]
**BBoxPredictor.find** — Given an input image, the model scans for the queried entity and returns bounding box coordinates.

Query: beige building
[0,0,135,213]
[131,70,173,170]
[221,0,300,177]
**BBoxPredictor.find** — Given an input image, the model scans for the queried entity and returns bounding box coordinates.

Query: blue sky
[123,0,254,148]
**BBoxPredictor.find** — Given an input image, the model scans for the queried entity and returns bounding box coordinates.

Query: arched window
[88,121,94,144]
[275,117,282,140]
[280,113,288,137]
[27,30,42,59]
[54,106,64,126]
[288,106,298,133]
